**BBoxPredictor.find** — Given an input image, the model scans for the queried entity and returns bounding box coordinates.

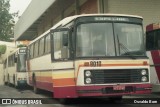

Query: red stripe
[53,86,77,98]
[77,84,151,97]
[151,50,160,80]
[35,81,53,92]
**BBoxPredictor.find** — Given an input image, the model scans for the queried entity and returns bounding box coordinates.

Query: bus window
[114,23,144,56]
[45,34,51,54]
[146,31,154,50]
[30,45,34,59]
[51,29,69,60]
[39,37,45,56]
[17,53,26,72]
[76,23,115,57]
[34,41,39,57]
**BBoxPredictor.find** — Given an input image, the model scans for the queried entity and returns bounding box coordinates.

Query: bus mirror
[63,33,68,46]
[0,45,6,54]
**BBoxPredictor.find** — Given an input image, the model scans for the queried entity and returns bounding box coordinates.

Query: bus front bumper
[17,80,27,86]
[76,84,152,97]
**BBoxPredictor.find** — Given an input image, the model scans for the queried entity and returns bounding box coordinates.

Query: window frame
[50,28,70,62]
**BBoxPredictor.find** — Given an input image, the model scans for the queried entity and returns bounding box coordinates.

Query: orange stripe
[34,76,52,83]
[41,76,52,82]
[53,78,75,86]
[101,64,148,66]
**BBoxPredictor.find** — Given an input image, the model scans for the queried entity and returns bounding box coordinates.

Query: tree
[0,0,17,41]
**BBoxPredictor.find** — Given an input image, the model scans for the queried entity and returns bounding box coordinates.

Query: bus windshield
[76,22,144,57]
[115,23,144,56]
[17,54,26,72]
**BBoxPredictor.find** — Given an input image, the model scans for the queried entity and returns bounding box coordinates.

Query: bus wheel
[32,75,39,94]
[7,74,10,86]
[33,85,40,94]
[3,76,6,85]
[13,74,17,88]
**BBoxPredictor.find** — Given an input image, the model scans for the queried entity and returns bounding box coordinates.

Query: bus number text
[90,61,101,67]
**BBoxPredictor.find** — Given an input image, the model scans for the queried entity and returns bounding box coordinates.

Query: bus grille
[91,69,142,84]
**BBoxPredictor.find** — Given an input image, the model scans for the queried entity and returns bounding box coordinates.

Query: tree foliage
[0,0,17,41]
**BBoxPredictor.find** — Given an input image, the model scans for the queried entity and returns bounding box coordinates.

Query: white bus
[27,14,151,101]
[4,47,27,88]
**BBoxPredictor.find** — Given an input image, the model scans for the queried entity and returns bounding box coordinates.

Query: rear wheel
[32,74,39,94]
[33,85,39,94]
[7,74,10,86]
[3,76,6,85]
[13,74,17,88]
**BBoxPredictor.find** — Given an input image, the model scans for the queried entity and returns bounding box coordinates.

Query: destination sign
[94,17,129,21]
[76,16,142,24]
[19,49,26,54]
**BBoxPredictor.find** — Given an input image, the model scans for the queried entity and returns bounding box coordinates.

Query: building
[14,0,160,41]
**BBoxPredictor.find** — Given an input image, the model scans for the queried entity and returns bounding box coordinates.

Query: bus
[4,47,27,88]
[146,23,160,92]
[27,14,151,101]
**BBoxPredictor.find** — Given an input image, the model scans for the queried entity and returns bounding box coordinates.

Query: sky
[9,0,32,16]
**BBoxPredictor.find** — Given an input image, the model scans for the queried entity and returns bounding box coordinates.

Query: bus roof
[146,23,160,32]
[29,14,143,45]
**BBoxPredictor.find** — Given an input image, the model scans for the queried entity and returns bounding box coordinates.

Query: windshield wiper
[117,35,136,59]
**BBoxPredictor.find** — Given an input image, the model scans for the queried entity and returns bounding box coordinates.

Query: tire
[13,74,17,88]
[32,74,39,94]
[58,98,70,104]
[7,74,10,86]
[3,76,6,85]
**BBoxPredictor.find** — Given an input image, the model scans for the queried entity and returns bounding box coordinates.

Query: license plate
[113,85,125,90]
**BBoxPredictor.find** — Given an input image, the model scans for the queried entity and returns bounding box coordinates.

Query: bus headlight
[141,76,147,82]
[86,78,92,84]
[85,71,91,77]
[141,70,147,75]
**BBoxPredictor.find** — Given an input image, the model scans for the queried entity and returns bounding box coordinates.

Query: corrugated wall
[105,0,160,30]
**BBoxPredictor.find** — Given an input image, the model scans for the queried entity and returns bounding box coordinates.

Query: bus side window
[51,28,70,61]
[29,45,34,59]
[39,37,45,56]
[45,34,51,54]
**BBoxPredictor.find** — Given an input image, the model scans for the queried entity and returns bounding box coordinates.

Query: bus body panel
[16,72,27,86]
[28,54,75,96]
[146,51,160,84]
[74,59,151,98]
[146,23,160,92]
